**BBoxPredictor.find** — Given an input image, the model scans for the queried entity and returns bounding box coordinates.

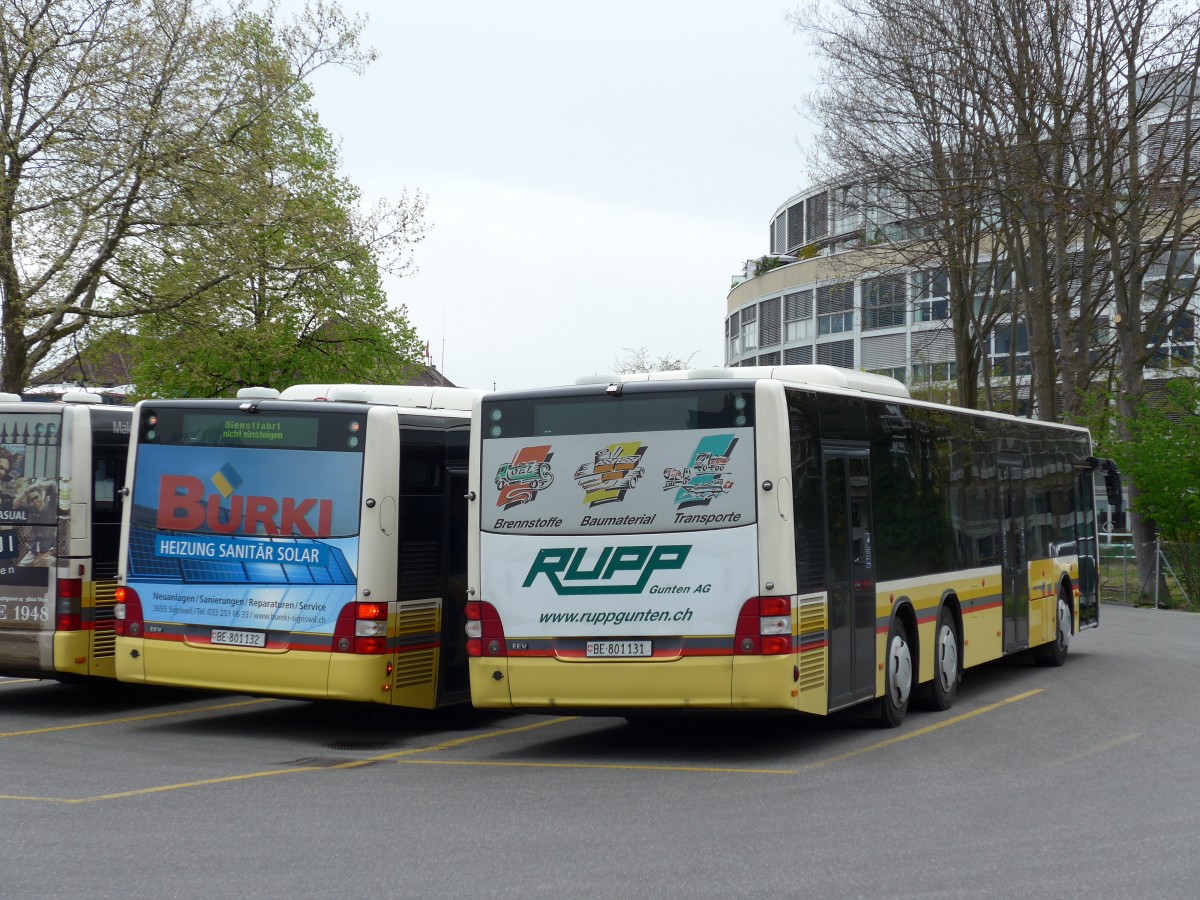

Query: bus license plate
[211,629,266,648]
[585,640,651,658]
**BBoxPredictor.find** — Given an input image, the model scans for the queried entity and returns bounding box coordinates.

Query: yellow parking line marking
[356,715,578,763]
[368,690,1042,776]
[794,689,1042,771]
[83,766,325,802]
[0,691,1042,803]
[391,758,795,775]
[0,715,578,803]
[0,698,276,738]
[0,678,41,686]
[0,766,324,805]
[1058,732,1140,765]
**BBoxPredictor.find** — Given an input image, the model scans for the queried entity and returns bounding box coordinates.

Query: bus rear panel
[470,383,789,710]
[115,396,473,707]
[0,399,131,680]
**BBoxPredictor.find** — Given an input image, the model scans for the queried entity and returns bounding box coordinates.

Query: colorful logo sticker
[211,462,243,498]
[574,442,647,507]
[663,434,738,510]
[495,445,555,510]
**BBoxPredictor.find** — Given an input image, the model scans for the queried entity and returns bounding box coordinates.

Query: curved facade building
[724,184,959,387]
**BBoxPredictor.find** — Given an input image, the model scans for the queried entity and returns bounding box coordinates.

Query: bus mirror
[1105,470,1123,512]
[1091,458,1123,513]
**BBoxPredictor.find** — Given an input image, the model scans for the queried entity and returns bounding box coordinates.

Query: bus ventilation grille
[797,597,827,693]
[394,601,438,687]
[399,542,439,599]
[92,580,119,659]
[395,600,439,636]
[394,649,436,688]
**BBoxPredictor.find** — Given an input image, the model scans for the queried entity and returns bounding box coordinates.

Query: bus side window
[93,456,117,516]
[400,424,447,495]
[787,390,826,593]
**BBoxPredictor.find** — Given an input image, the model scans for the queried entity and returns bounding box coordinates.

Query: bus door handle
[378,496,397,536]
[774,476,791,521]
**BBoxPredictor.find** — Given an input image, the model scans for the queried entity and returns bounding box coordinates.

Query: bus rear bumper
[470,655,799,711]
[114,636,395,703]
[0,628,53,676]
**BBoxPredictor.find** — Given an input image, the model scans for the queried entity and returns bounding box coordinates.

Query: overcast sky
[293,1,818,391]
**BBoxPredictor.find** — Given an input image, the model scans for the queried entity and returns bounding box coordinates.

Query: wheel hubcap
[889,634,912,707]
[936,624,958,691]
[1057,597,1071,652]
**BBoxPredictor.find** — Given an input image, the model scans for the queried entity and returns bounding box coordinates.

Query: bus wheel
[1035,588,1071,668]
[924,606,959,711]
[874,617,912,728]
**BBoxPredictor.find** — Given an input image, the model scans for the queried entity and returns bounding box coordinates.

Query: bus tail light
[55,577,83,631]
[334,601,389,654]
[735,597,793,655]
[114,586,144,637]
[465,601,506,657]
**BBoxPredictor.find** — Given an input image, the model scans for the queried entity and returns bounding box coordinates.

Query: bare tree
[795,0,1200,597]
[795,0,1013,410]
[1085,2,1200,596]
[612,347,699,374]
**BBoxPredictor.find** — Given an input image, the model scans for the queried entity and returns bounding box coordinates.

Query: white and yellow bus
[467,366,1117,725]
[114,384,481,706]
[0,392,132,680]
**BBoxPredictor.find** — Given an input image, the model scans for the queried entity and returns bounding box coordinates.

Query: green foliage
[752,256,788,277]
[115,10,426,397]
[1102,378,1200,542]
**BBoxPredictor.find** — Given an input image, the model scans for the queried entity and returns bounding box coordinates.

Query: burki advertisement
[128,444,361,634]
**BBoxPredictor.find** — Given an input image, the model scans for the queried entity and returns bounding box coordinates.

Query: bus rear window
[483,390,754,439]
[140,408,365,452]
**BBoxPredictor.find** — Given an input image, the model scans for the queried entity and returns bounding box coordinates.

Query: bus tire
[924,606,959,711]
[1035,587,1071,668]
[874,617,912,728]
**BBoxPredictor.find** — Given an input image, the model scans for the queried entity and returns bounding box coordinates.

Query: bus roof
[278,383,483,410]
[575,365,911,399]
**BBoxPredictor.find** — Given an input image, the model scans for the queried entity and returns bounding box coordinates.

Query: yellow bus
[114,384,481,706]
[0,392,132,680]
[467,366,1118,725]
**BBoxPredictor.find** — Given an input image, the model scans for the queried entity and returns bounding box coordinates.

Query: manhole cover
[321,740,403,752]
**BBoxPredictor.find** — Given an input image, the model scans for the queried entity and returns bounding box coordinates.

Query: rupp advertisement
[128,443,362,635]
[480,427,759,636]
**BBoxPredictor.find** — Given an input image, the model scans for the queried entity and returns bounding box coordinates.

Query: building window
[817,282,854,335]
[741,305,758,352]
[912,361,956,383]
[913,270,950,322]
[817,339,855,368]
[869,366,906,382]
[759,297,781,347]
[784,345,813,365]
[990,321,1030,376]
[1172,313,1196,365]
[862,274,907,330]
[806,191,828,243]
[784,289,813,342]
